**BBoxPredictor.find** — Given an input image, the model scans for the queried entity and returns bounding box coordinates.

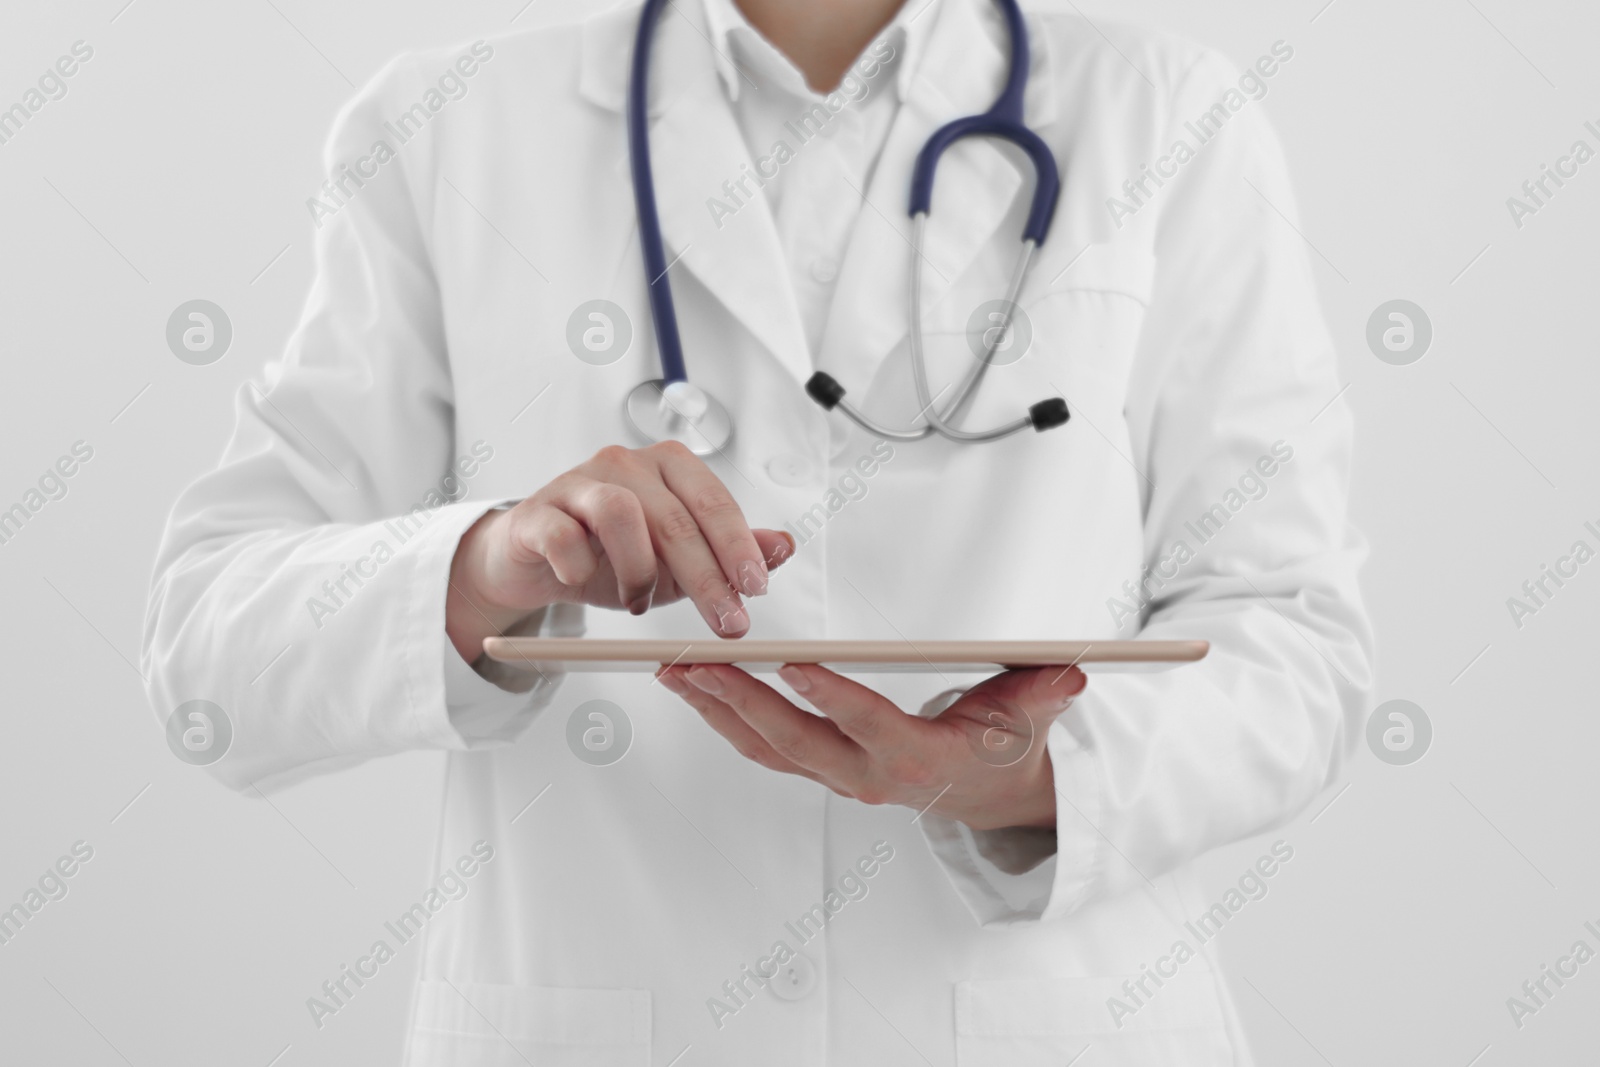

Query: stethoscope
[624,0,1069,455]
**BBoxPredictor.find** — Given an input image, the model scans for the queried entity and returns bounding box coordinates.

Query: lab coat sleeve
[923,49,1375,926]
[141,54,565,794]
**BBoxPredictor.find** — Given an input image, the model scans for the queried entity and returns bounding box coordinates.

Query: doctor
[144,0,1372,1061]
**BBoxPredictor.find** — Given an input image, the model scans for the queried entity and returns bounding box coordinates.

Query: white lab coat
[142,0,1372,1062]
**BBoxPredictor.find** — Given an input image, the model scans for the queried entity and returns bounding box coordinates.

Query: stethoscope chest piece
[624,379,733,456]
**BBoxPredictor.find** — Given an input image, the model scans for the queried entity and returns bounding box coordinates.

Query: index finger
[650,442,770,599]
[774,664,927,755]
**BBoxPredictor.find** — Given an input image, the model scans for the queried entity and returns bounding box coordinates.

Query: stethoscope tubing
[626,0,1070,445]
[627,0,688,385]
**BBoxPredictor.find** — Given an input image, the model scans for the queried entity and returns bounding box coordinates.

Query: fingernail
[777,665,811,693]
[767,532,796,566]
[1050,667,1087,695]
[711,597,749,636]
[629,594,652,615]
[737,559,769,597]
[657,670,689,695]
[686,667,723,694]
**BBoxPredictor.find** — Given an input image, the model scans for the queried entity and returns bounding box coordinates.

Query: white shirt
[701,0,932,353]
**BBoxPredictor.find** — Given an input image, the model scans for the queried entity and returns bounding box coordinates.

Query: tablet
[482,638,1208,674]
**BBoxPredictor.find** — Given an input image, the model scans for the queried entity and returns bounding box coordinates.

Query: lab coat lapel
[652,84,814,384]
[580,1,812,386]
[816,0,1058,398]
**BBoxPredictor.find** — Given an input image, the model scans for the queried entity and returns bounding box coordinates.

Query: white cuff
[442,602,584,744]
[919,716,1105,927]
[396,495,569,750]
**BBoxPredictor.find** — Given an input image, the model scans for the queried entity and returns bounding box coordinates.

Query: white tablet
[482,638,1208,674]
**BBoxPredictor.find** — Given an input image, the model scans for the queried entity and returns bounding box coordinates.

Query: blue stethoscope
[624,0,1069,455]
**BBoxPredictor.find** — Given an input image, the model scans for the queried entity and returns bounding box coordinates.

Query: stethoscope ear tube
[799,0,1068,445]
[805,372,1070,441]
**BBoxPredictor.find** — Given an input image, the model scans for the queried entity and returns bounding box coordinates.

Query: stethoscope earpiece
[804,372,847,411]
[1028,397,1070,431]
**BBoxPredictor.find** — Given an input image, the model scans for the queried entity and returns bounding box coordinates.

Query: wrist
[1016,757,1059,829]
[968,760,1057,832]
[446,508,548,661]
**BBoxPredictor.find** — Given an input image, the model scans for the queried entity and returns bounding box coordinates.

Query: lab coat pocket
[954,973,1234,1067]
[1048,240,1157,305]
[917,242,1157,431]
[405,981,650,1067]
[1030,241,1157,408]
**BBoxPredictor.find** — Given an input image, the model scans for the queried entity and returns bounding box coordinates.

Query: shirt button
[766,454,813,487]
[810,259,839,283]
[768,952,818,1001]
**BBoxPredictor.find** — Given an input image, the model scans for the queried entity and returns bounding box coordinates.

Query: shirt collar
[698,0,940,103]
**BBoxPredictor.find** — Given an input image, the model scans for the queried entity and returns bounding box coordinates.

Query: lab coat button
[766,454,813,487]
[810,258,839,283]
[768,952,817,1001]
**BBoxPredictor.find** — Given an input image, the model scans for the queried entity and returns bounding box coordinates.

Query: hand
[447,441,794,662]
[656,662,1087,831]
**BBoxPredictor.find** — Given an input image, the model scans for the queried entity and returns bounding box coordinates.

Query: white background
[0,0,1596,1063]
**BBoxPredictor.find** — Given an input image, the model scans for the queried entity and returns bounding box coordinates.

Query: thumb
[964,665,1085,719]
[951,667,1086,765]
